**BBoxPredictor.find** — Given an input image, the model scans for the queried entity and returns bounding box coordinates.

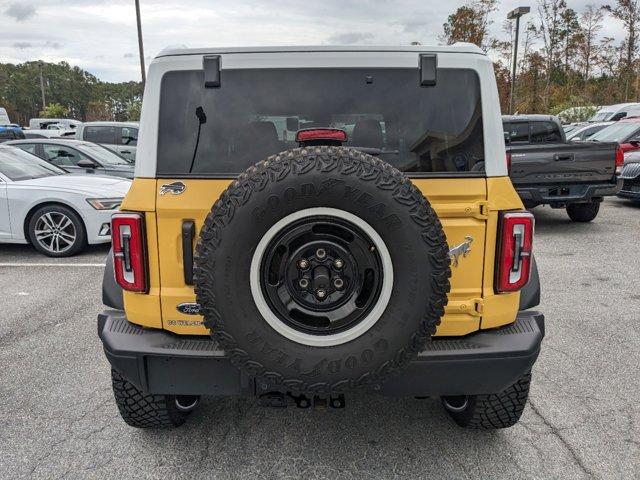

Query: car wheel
[111,369,198,428]
[28,204,87,257]
[566,201,600,222]
[441,372,532,429]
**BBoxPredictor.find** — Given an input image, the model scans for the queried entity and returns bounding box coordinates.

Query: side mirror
[77,159,96,169]
[503,132,511,145]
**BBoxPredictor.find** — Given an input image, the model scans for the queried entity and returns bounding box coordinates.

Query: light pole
[507,6,530,115]
[135,0,146,88]
[38,61,46,110]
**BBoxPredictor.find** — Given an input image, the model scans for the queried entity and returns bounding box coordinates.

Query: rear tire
[566,201,600,222]
[111,369,197,428]
[441,372,531,429]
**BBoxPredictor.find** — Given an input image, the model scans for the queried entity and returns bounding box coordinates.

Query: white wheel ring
[250,207,394,347]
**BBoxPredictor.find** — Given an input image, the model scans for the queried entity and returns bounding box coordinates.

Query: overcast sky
[0,0,627,83]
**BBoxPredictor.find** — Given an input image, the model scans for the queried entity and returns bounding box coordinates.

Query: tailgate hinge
[433,201,489,220]
[445,298,484,317]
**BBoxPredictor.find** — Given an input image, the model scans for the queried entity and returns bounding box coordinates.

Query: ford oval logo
[177,302,201,315]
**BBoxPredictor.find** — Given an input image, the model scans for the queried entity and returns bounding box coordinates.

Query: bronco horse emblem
[449,236,473,267]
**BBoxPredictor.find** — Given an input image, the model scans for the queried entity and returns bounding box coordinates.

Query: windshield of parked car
[589,111,612,122]
[76,143,130,166]
[157,68,485,176]
[0,146,66,180]
[589,122,640,142]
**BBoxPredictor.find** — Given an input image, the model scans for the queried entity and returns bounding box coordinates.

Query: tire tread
[194,147,451,394]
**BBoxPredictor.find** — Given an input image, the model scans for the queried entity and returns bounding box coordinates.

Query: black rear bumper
[98,310,545,397]
[618,178,640,200]
[516,180,621,207]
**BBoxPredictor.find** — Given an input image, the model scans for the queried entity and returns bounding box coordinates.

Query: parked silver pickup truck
[503,115,623,222]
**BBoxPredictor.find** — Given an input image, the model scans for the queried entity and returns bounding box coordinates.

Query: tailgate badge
[160,181,186,195]
[449,236,473,267]
[177,302,201,315]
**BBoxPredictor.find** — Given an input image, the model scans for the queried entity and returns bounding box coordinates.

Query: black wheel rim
[260,215,384,336]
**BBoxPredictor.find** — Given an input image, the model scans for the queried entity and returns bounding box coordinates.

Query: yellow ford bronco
[99,45,543,429]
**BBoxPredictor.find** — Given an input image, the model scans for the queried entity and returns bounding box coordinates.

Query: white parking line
[0,263,106,267]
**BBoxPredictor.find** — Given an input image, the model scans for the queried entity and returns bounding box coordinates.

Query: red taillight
[496,211,534,293]
[615,146,624,175]
[506,151,512,174]
[112,213,147,293]
[295,128,348,143]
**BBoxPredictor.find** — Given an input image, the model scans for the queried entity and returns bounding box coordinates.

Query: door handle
[182,220,196,285]
[554,153,573,161]
[121,150,131,154]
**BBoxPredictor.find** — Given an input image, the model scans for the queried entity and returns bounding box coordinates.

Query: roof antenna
[189,106,207,173]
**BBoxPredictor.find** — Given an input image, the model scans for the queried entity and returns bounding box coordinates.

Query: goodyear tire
[441,372,532,429]
[195,147,450,394]
[111,369,198,428]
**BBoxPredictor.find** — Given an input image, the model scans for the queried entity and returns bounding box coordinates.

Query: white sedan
[0,145,131,257]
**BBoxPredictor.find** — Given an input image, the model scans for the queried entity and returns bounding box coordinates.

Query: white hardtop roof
[598,102,640,111]
[157,43,485,58]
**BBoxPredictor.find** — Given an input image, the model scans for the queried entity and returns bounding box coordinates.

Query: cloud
[44,40,63,49]
[326,32,374,45]
[13,41,32,49]
[395,19,428,34]
[4,3,36,22]
[0,0,629,83]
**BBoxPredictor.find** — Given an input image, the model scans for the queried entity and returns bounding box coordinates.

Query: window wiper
[188,106,207,173]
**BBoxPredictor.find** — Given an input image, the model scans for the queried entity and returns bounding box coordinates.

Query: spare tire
[194,147,450,394]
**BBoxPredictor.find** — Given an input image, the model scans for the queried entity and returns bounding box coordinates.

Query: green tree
[40,102,70,118]
[126,99,142,121]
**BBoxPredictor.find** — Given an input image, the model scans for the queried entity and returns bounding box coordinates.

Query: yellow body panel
[122,176,523,336]
[121,179,162,328]
[155,180,232,334]
[480,177,524,330]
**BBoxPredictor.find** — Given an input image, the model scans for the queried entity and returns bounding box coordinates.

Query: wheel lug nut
[333,278,344,289]
[316,289,326,299]
[333,259,344,269]
[299,278,309,289]
[316,248,326,259]
[298,259,309,270]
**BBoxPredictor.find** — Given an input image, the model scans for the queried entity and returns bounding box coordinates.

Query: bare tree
[579,5,604,80]
[604,0,640,100]
[537,0,567,108]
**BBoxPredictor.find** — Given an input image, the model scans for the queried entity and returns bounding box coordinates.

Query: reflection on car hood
[107,164,135,170]
[16,174,132,196]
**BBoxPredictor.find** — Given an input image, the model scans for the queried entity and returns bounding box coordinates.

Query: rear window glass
[505,122,529,143]
[530,121,562,143]
[157,68,484,176]
[84,126,117,144]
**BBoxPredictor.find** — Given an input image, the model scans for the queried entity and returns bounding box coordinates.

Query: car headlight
[86,198,123,210]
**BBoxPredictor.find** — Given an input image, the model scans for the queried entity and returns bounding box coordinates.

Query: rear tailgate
[509,142,618,186]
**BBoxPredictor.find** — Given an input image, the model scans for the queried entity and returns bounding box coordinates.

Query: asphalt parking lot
[1,197,639,479]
